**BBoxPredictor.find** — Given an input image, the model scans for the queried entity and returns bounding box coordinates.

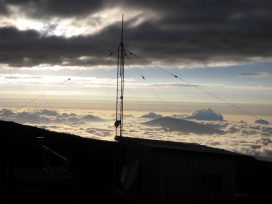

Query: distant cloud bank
[140,112,163,120]
[255,119,270,125]
[0,108,103,124]
[143,116,224,135]
[186,108,223,121]
[0,108,272,161]
[240,72,272,77]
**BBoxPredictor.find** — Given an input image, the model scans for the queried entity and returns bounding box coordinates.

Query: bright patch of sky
[1,5,158,38]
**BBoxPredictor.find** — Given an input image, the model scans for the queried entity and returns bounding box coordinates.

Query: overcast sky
[1,0,272,67]
[0,0,271,114]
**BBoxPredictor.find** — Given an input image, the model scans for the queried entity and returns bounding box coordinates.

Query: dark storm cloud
[0,26,118,67]
[0,4,7,14]
[1,0,272,67]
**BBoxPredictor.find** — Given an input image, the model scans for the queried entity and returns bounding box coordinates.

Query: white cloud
[0,73,140,89]
[186,108,223,121]
[0,108,104,124]
[1,108,272,161]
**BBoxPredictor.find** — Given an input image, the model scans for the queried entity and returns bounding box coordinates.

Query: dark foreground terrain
[0,120,272,203]
[0,120,123,203]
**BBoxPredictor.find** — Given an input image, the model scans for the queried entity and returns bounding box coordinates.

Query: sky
[0,0,272,160]
[0,0,272,113]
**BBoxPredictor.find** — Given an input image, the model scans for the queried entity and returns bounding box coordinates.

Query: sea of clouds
[0,108,271,161]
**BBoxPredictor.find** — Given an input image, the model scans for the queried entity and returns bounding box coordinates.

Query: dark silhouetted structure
[115,136,254,203]
[1,120,272,203]
[115,14,125,137]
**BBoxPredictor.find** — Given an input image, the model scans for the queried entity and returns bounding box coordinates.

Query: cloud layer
[0,108,103,124]
[1,108,271,161]
[0,0,272,67]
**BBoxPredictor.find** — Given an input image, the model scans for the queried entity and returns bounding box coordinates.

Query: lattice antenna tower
[114,14,125,137]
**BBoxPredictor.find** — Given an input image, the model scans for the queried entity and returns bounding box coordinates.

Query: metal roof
[116,136,253,159]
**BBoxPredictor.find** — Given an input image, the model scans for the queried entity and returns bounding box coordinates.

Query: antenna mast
[114,14,125,137]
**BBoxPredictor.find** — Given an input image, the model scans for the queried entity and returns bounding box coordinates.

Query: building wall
[159,153,236,202]
[120,145,236,203]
